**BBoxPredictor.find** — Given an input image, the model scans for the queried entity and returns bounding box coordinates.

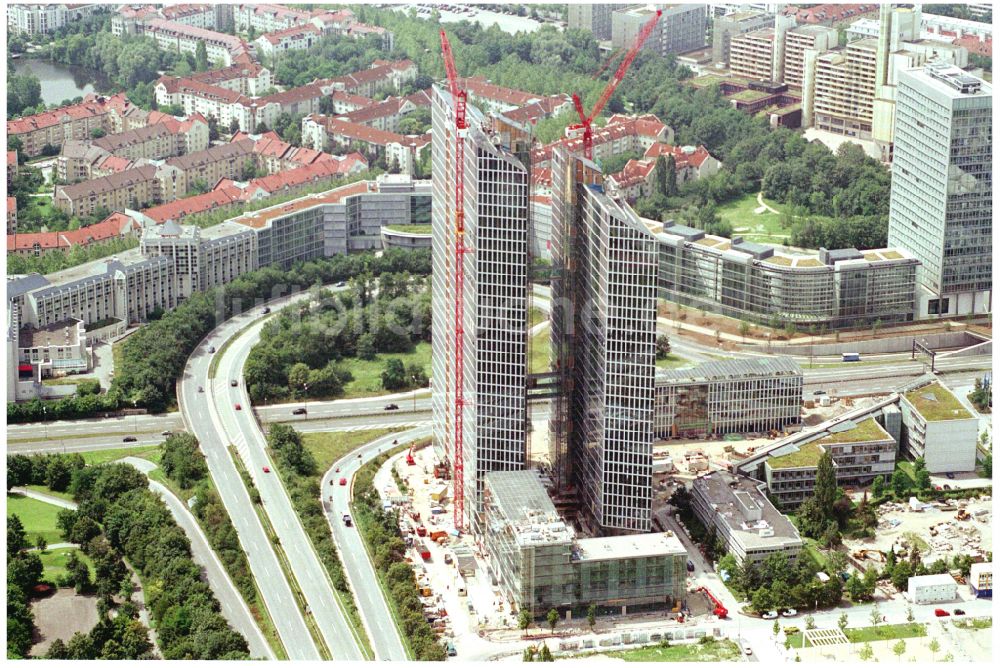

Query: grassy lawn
[6,493,66,544]
[600,638,742,661]
[40,376,90,386]
[79,445,161,467]
[8,431,134,444]
[716,193,788,244]
[846,622,926,644]
[339,342,431,399]
[39,547,94,583]
[656,353,691,369]
[302,429,401,472]
[529,324,551,374]
[802,538,829,570]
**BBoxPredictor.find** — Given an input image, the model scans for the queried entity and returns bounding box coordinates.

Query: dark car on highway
[385,403,399,411]
[292,408,307,415]
[123,436,137,443]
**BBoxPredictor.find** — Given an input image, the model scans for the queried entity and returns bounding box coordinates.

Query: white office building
[887,63,992,317]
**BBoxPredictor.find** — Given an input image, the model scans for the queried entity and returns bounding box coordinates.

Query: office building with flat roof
[730,28,776,81]
[431,85,530,534]
[764,416,896,507]
[549,146,659,536]
[898,378,979,473]
[783,24,839,88]
[712,10,774,65]
[568,3,615,40]
[483,470,688,616]
[887,64,991,318]
[654,357,802,440]
[613,4,708,58]
[691,471,803,566]
[646,219,919,329]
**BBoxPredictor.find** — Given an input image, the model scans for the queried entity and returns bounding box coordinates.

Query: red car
[235,403,242,411]
[339,477,347,486]
[934,609,950,617]
[262,466,270,473]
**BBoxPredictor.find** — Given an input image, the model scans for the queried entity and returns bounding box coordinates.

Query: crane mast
[440,29,467,532]
[571,9,661,160]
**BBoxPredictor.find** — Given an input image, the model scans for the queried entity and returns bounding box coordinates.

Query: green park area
[340,342,431,399]
[39,547,95,583]
[716,193,789,245]
[6,493,65,545]
[383,224,432,235]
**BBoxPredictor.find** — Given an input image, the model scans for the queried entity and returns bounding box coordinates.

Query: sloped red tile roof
[260,23,321,45]
[953,35,992,56]
[8,93,126,135]
[8,151,17,168]
[609,158,657,189]
[142,187,244,224]
[7,212,138,251]
[457,76,538,107]
[643,143,713,169]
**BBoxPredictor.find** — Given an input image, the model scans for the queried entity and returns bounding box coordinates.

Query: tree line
[7,248,431,423]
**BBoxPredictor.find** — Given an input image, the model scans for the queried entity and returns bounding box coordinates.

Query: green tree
[906,605,914,622]
[653,155,667,197]
[518,609,532,636]
[538,644,553,662]
[870,603,881,628]
[859,643,874,661]
[35,534,48,552]
[547,608,559,633]
[8,513,27,557]
[739,320,751,339]
[872,475,885,501]
[357,333,377,360]
[814,451,837,512]
[838,612,848,633]
[195,40,209,72]
[773,619,780,636]
[805,615,816,630]
[655,334,671,359]
[381,358,407,390]
[928,638,940,660]
[751,587,773,614]
[665,154,678,196]
[892,639,906,662]
[891,468,910,498]
[586,604,597,633]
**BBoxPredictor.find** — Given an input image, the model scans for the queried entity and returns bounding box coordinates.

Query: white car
[782,609,798,617]
[762,610,779,620]
[742,643,753,656]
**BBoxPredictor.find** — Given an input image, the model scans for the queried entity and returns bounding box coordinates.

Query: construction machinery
[439,28,467,532]
[567,8,661,160]
[695,586,728,619]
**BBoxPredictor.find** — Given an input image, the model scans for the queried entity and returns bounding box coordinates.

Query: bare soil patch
[29,588,100,657]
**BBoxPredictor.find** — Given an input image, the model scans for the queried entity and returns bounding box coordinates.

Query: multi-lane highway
[180,298,320,660]
[322,427,431,661]
[212,311,364,661]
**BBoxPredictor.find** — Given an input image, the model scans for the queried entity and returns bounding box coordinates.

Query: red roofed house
[254,23,323,59]
[7,212,142,256]
[781,4,878,25]
[7,197,17,234]
[328,60,418,97]
[302,115,426,174]
[607,144,720,201]
[531,113,675,169]
[141,185,245,224]
[8,150,19,182]
[7,93,130,157]
[236,154,369,201]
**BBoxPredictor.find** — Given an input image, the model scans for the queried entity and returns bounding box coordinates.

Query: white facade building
[908,573,958,604]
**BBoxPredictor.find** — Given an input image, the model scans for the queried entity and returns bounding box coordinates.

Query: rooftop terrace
[817,417,891,445]
[767,440,825,469]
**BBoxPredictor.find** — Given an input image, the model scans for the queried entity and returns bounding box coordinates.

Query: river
[12,58,112,107]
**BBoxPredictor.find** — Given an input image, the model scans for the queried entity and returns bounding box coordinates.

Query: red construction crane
[439,29,467,532]
[569,9,662,160]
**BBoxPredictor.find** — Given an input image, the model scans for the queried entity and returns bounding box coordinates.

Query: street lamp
[302,382,309,418]
[42,406,48,440]
[411,375,418,413]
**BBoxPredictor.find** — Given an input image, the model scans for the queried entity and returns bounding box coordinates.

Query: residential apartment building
[654,357,802,440]
[548,145,659,536]
[328,59,418,98]
[182,62,273,97]
[235,3,311,33]
[54,165,163,218]
[7,3,103,35]
[154,78,256,132]
[764,416,897,507]
[7,198,17,235]
[532,114,674,170]
[730,29,777,81]
[691,471,803,567]
[613,4,708,58]
[431,85,530,534]
[899,378,979,473]
[568,4,615,40]
[7,212,142,257]
[7,94,129,158]
[164,139,257,197]
[139,18,252,66]
[301,115,429,174]
[16,318,89,377]
[803,37,879,139]
[712,10,774,65]
[254,23,322,59]
[783,24,839,88]
[887,64,991,317]
[607,143,720,201]
[483,470,687,617]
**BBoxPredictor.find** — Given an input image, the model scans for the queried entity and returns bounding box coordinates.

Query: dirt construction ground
[843,496,993,570]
